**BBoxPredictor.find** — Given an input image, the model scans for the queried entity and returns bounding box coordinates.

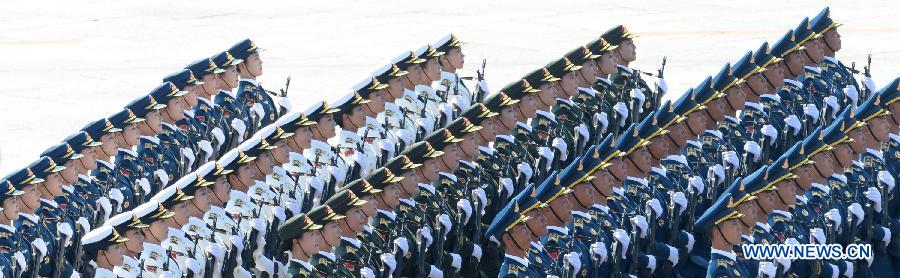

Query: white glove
[457,199,473,224]
[613,229,631,258]
[658,78,668,93]
[785,237,800,245]
[418,227,433,248]
[848,203,864,226]
[230,234,245,252]
[251,218,267,233]
[449,253,462,271]
[360,267,375,278]
[233,267,252,278]
[472,244,483,261]
[252,103,265,119]
[761,124,778,143]
[255,254,275,274]
[759,261,777,278]
[396,129,414,146]
[881,227,891,245]
[878,171,895,191]
[689,176,705,194]
[564,252,582,274]
[803,104,820,123]
[825,96,839,115]
[154,169,169,186]
[743,142,761,162]
[98,197,112,219]
[810,228,826,244]
[478,80,491,95]
[785,115,801,136]
[614,102,629,126]
[632,215,649,238]
[777,257,792,274]
[723,151,740,170]
[630,89,646,113]
[843,86,859,108]
[138,178,152,195]
[377,139,395,153]
[416,118,435,133]
[309,177,324,193]
[864,187,882,212]
[76,217,90,233]
[713,165,726,184]
[843,261,854,278]
[285,199,301,215]
[428,265,443,278]
[672,192,687,215]
[381,253,397,273]
[824,209,842,227]
[863,77,876,93]
[552,138,568,162]
[272,206,286,224]
[71,272,81,278]
[645,254,657,272]
[185,258,201,275]
[182,147,196,165]
[645,199,663,219]
[32,238,48,258]
[517,163,533,182]
[538,147,554,162]
[439,214,452,236]
[198,140,214,161]
[279,97,293,113]
[207,242,225,260]
[576,124,590,141]
[591,242,608,263]
[57,223,73,241]
[501,178,514,199]
[666,244,679,265]
[596,112,609,132]
[109,188,124,209]
[393,238,410,256]
[13,251,25,273]
[473,188,487,212]
[231,119,247,139]
[211,127,226,148]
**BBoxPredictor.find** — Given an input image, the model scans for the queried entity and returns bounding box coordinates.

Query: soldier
[0,177,28,277]
[278,211,323,277]
[485,195,537,277]
[105,211,148,277]
[124,93,171,200]
[435,34,478,110]
[164,69,217,165]
[82,118,124,218]
[108,108,146,211]
[80,225,129,277]
[693,193,752,277]
[604,25,666,121]
[231,39,284,129]
[35,143,80,277]
[413,44,447,122]
[153,82,195,181]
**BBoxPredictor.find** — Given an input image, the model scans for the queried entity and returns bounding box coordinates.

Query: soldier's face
[578,62,597,86]
[775,181,798,206]
[164,98,185,122]
[221,67,240,90]
[666,123,690,148]
[144,110,163,135]
[459,134,479,159]
[736,201,760,226]
[100,133,119,158]
[823,28,842,52]
[716,219,744,246]
[608,158,628,185]
[724,86,746,112]
[598,53,618,76]
[784,53,805,76]
[364,91,386,116]
[561,72,579,97]
[811,152,835,178]
[422,58,441,82]
[756,191,777,215]
[317,115,338,139]
[211,176,231,206]
[169,202,190,226]
[803,40,826,64]
[1,198,19,221]
[515,95,537,120]
[298,232,320,258]
[847,128,868,154]
[617,39,637,63]
[124,229,145,255]
[405,65,421,87]
[572,183,596,210]
[387,77,405,99]
[444,47,465,70]
[591,171,615,197]
[377,184,401,209]
[440,146,460,172]
[348,106,366,130]
[61,160,80,184]
[100,243,127,267]
[525,210,548,237]
[417,159,440,183]
[199,74,221,94]
[244,53,263,77]
[233,165,256,191]
[341,207,366,235]
[706,99,728,122]
[290,126,314,151]
[831,144,853,169]
[477,118,497,145]
[868,117,892,143]
[271,141,290,164]
[360,196,377,218]
[254,152,276,177]
[319,222,342,249]
[763,64,786,90]
[536,83,557,109]
[79,148,98,171]
[506,224,532,251]
[648,136,673,160]
[794,166,819,190]
[17,185,40,211]
[498,107,518,132]
[181,89,198,108]
[146,220,170,243]
[42,173,65,196]
[122,123,141,147]
[626,149,652,175]
[686,113,708,136]
[545,195,573,225]
[190,188,212,215]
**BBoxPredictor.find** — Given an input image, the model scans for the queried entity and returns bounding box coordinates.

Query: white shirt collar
[140,135,160,144]
[220,89,236,99]
[399,198,416,207]
[40,198,59,208]
[18,213,38,223]
[592,204,610,213]
[292,259,313,270]
[505,253,529,267]
[78,174,92,182]
[0,223,15,233]
[783,79,803,89]
[804,66,822,74]
[118,148,137,157]
[772,210,792,219]
[198,96,214,107]
[183,109,195,118]
[530,241,544,252]
[162,122,179,131]
[240,78,260,86]
[341,236,361,247]
[823,56,839,64]
[756,222,771,233]
[377,209,396,221]
[97,159,115,169]
[316,251,336,261]
[617,64,634,74]
[710,247,737,261]
[94,268,117,277]
[595,77,612,85]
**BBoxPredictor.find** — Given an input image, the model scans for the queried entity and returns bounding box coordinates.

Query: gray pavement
[0,0,898,173]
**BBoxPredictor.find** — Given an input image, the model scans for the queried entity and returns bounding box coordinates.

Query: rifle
[861,54,872,100]
[415,228,427,278]
[653,57,667,111]
[627,217,640,276]
[685,185,698,232]
[71,224,85,274]
[642,205,657,277]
